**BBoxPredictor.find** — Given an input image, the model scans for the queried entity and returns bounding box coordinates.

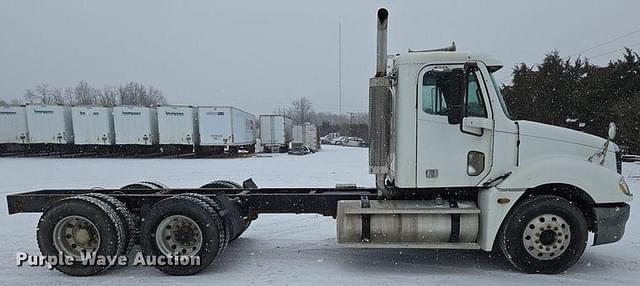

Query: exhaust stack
[375,8,389,76]
[369,8,392,195]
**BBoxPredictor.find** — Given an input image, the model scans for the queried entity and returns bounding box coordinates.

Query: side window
[466,73,487,118]
[421,71,453,116]
[421,69,487,118]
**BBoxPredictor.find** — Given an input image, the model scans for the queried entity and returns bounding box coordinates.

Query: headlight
[619,178,632,196]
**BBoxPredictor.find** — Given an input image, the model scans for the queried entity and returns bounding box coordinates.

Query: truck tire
[199,180,251,241]
[498,195,588,274]
[174,193,231,252]
[141,181,169,189]
[121,181,167,190]
[84,193,137,255]
[140,195,226,275]
[215,180,242,189]
[200,180,238,189]
[37,195,125,276]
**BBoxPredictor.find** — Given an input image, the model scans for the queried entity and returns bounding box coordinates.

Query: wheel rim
[522,214,571,260]
[53,215,101,260]
[155,215,203,257]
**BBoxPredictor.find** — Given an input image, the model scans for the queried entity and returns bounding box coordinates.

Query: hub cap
[522,214,571,260]
[53,215,101,260]
[155,215,203,257]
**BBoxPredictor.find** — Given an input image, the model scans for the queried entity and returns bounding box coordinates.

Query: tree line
[2,81,167,106]
[276,97,369,139]
[501,48,640,153]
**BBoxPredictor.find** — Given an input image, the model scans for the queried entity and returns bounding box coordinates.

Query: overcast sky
[1,0,639,114]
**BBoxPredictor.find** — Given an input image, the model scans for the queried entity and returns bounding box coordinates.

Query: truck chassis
[6,179,494,276]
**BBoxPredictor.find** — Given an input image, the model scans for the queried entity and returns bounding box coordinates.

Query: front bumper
[593,203,630,246]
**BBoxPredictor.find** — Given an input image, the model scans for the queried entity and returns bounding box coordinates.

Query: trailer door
[416,64,494,187]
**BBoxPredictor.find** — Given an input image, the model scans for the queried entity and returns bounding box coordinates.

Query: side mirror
[608,122,617,140]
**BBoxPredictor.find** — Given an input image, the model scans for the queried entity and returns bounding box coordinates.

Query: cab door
[416,63,494,187]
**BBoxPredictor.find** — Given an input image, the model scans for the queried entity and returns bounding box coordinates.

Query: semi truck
[5,8,632,277]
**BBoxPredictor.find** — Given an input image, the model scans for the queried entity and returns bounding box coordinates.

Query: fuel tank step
[339,242,481,249]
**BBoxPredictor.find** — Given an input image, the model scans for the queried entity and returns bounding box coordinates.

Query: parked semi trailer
[113,106,159,152]
[6,8,632,277]
[292,122,320,152]
[157,105,199,153]
[25,104,73,152]
[0,105,29,153]
[71,106,115,151]
[198,106,256,154]
[259,114,292,152]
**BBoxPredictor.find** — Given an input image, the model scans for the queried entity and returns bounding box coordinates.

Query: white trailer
[198,106,256,152]
[0,105,29,144]
[25,104,73,144]
[292,122,320,151]
[259,114,292,152]
[157,105,199,146]
[113,106,158,145]
[71,106,115,145]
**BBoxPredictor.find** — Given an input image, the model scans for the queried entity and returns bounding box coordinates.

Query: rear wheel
[84,193,137,255]
[140,195,226,275]
[37,196,125,276]
[498,195,588,274]
[121,181,167,190]
[175,193,231,251]
[199,180,251,241]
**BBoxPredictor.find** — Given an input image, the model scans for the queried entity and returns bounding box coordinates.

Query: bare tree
[289,97,313,124]
[118,82,166,106]
[21,81,167,106]
[0,99,6,105]
[97,86,118,106]
[63,87,75,105]
[146,85,166,106]
[50,87,69,105]
[274,107,288,116]
[73,81,96,105]
[24,83,53,104]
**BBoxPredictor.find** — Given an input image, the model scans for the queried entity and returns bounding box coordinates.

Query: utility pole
[347,112,356,136]
[338,22,343,122]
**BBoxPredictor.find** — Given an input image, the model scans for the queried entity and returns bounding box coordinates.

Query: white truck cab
[337,8,632,274]
[389,51,627,200]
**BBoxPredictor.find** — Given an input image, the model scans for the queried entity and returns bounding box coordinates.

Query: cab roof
[395,51,503,71]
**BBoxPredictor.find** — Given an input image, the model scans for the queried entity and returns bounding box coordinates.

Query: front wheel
[498,195,588,274]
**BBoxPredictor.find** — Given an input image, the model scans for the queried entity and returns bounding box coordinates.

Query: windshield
[489,72,512,119]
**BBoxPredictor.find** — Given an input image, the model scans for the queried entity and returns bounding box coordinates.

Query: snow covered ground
[0,145,639,285]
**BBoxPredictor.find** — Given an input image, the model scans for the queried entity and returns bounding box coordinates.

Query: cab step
[339,242,481,249]
[344,208,480,215]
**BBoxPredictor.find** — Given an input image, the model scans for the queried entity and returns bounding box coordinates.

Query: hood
[516,120,608,150]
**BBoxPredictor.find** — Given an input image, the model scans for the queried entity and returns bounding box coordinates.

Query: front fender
[497,156,630,203]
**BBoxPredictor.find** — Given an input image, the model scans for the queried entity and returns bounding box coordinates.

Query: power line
[570,28,640,58]
[589,42,640,60]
